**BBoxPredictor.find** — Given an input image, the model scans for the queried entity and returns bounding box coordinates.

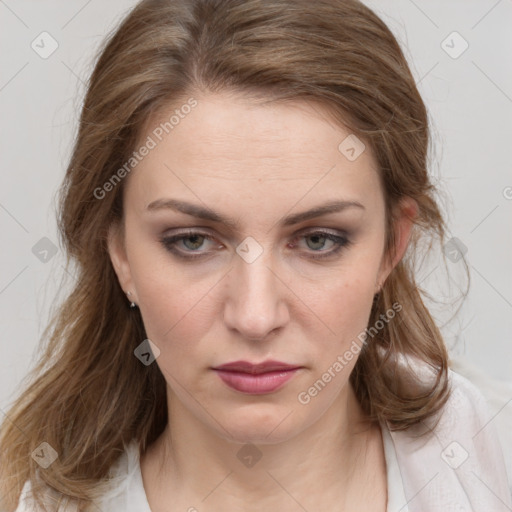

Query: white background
[1,0,511,421]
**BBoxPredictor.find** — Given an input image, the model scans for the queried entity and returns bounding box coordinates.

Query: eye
[159,229,352,261]
[159,230,220,259]
[289,230,352,260]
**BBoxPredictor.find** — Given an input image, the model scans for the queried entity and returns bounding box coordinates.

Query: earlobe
[392,196,418,267]
[107,222,133,294]
[376,196,418,292]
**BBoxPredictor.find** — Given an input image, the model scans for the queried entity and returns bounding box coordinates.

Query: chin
[212,405,305,446]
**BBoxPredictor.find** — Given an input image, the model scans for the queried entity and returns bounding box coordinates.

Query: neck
[142,383,386,511]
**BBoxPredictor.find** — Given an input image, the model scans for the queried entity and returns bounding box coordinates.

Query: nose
[223,251,290,341]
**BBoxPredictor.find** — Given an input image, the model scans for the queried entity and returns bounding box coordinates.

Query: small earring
[126,291,137,309]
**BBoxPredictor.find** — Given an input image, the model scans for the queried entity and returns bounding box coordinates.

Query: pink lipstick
[212,360,302,394]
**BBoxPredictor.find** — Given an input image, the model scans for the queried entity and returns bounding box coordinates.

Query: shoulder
[94,440,151,511]
[387,368,512,511]
[14,480,34,512]
[423,368,508,454]
[436,367,496,429]
[14,441,141,512]
[389,367,499,451]
[450,356,512,484]
[14,479,78,512]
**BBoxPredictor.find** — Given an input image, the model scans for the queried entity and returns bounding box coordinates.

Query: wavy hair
[0,0,469,509]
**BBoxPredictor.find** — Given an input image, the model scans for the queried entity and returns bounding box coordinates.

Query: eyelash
[159,229,352,261]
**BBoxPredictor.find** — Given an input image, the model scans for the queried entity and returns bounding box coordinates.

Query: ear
[375,196,418,293]
[107,221,135,299]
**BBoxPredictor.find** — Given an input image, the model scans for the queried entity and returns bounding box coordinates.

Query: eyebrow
[145,198,365,228]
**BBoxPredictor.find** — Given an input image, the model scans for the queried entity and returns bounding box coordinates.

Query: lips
[212,360,302,394]
[212,360,301,374]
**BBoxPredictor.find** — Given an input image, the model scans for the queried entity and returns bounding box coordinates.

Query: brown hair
[0,0,468,509]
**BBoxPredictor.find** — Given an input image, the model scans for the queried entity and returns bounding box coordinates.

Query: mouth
[211,360,303,394]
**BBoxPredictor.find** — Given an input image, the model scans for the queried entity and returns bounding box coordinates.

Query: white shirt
[15,370,512,511]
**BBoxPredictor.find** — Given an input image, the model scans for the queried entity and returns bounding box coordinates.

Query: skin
[108,90,417,511]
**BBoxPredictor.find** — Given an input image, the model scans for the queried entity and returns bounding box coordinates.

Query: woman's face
[108,91,415,444]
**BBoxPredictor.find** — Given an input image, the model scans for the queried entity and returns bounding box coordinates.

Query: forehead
[126,92,382,212]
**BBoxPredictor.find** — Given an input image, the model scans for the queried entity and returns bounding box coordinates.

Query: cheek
[138,279,217,350]
[128,242,220,347]
[307,265,378,343]
[298,265,381,393]
[135,277,218,386]
[307,286,373,380]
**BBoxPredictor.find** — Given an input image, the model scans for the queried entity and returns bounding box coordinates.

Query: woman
[1,0,510,510]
